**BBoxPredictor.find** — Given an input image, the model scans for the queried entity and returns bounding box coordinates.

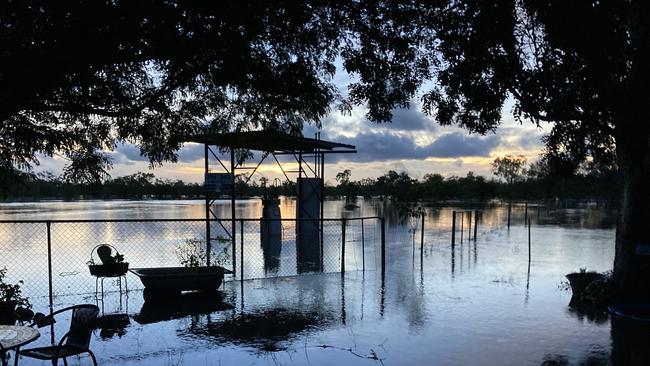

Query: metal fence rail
[0,217,384,308]
[0,204,525,309]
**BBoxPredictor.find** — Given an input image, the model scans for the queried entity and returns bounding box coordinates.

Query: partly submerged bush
[176,238,229,267]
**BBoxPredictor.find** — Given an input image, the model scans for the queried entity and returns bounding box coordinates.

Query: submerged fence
[0,202,541,308]
[0,217,384,305]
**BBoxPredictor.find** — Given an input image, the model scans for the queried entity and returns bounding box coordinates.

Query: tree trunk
[613,122,650,302]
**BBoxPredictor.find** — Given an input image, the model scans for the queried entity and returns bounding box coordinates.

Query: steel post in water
[460,211,464,244]
[46,221,55,344]
[473,210,479,241]
[525,202,528,223]
[341,218,346,274]
[380,217,386,274]
[320,153,325,271]
[46,221,53,311]
[528,219,531,264]
[507,201,512,229]
[240,220,244,282]
[451,211,456,248]
[467,210,472,241]
[420,213,425,264]
[361,218,365,271]
[204,144,211,266]
[230,148,236,274]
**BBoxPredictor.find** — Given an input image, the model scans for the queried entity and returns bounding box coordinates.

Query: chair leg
[88,350,98,366]
[62,357,68,366]
[12,348,19,366]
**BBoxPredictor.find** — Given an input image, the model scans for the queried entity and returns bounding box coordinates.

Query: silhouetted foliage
[2,0,647,298]
[1,1,433,183]
[0,164,620,203]
[492,155,527,184]
[415,1,649,299]
[327,168,618,203]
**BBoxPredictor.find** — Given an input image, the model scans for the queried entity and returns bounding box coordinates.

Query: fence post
[204,144,211,266]
[507,201,512,229]
[420,213,425,264]
[380,217,386,274]
[341,218,346,274]
[467,210,472,241]
[240,220,244,282]
[473,210,478,241]
[460,211,464,243]
[46,221,53,312]
[46,221,55,344]
[528,219,530,264]
[361,218,365,271]
[524,202,528,224]
[451,211,456,248]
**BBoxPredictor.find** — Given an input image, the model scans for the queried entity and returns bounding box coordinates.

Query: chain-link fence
[0,204,531,307]
[0,217,385,305]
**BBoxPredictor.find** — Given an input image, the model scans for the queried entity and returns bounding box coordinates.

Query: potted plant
[88,244,129,277]
[0,267,33,325]
[566,268,604,299]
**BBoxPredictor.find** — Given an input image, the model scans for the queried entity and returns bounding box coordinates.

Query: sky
[34,71,550,185]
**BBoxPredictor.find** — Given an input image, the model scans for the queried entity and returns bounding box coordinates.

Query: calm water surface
[1,199,639,365]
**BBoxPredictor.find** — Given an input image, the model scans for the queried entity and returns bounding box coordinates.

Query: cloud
[516,132,545,150]
[177,143,205,162]
[328,131,501,163]
[108,142,219,165]
[116,143,145,162]
[427,132,501,157]
[368,107,436,132]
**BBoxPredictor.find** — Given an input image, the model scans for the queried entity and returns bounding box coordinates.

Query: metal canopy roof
[184,130,356,153]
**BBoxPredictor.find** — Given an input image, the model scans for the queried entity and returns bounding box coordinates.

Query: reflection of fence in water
[238,217,383,280]
[0,207,515,304]
[0,217,383,303]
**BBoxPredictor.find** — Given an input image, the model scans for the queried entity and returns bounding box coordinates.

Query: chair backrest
[65,305,99,349]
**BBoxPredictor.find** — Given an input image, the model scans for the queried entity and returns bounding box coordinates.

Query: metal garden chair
[17,304,99,366]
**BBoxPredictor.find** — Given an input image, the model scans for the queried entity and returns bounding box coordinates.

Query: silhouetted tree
[3,1,646,299]
[492,155,527,185]
[417,1,648,300]
[1,1,432,183]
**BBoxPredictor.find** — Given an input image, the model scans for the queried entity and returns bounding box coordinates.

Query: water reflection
[94,314,131,340]
[133,292,234,325]
[260,228,281,274]
[566,301,609,325]
[0,199,637,365]
[186,307,335,352]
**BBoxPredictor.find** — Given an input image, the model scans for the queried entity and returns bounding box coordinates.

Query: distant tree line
[329,156,620,204]
[0,155,619,203]
[0,171,204,200]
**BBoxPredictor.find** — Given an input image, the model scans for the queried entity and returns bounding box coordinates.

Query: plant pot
[130,266,232,300]
[0,300,17,325]
[89,262,129,277]
[566,272,604,299]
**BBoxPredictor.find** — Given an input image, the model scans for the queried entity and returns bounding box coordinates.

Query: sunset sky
[34,70,550,184]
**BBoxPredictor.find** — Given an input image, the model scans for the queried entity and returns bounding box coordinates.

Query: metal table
[0,326,40,366]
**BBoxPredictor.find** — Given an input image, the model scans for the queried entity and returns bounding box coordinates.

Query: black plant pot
[89,262,129,277]
[0,300,17,325]
[566,272,604,299]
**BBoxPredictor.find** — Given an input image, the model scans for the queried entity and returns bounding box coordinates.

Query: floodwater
[0,198,645,365]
